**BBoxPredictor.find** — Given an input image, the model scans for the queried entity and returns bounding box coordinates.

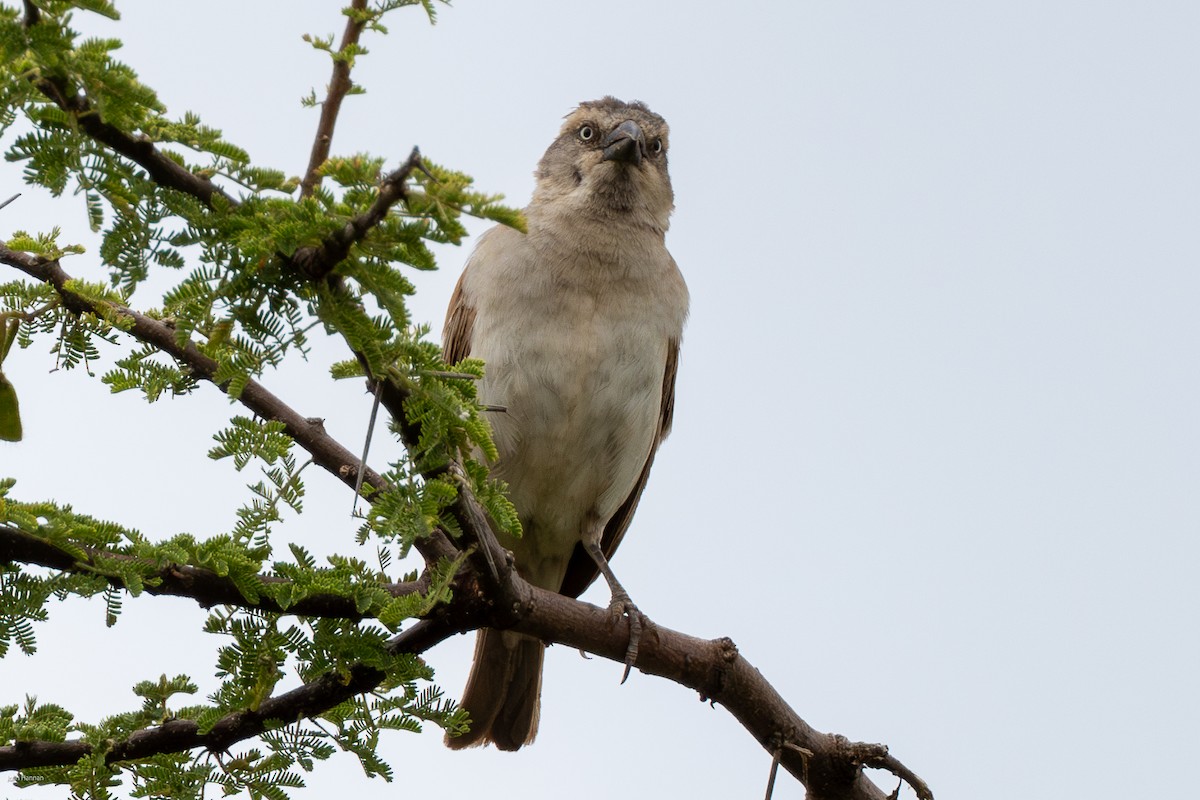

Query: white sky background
[2,1,1198,798]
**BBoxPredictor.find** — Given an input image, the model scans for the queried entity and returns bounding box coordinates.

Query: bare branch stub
[510,587,916,800]
[848,739,935,800]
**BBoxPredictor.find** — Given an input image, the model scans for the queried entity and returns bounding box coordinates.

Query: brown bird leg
[582,539,642,684]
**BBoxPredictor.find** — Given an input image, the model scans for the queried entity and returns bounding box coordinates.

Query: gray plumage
[443,97,688,750]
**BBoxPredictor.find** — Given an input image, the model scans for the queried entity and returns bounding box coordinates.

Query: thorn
[763,748,782,800]
[352,379,384,515]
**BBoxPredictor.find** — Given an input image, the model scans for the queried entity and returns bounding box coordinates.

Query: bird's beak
[601,120,645,166]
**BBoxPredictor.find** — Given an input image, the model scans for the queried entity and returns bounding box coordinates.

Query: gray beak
[601,120,645,166]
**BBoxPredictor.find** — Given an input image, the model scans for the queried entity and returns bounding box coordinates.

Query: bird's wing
[442,271,476,364]
[558,337,680,599]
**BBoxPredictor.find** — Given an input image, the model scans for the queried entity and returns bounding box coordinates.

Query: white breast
[461,223,686,588]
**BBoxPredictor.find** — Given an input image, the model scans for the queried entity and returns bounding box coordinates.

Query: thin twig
[3,17,930,792]
[785,742,813,784]
[352,378,385,515]
[1,467,925,800]
[764,740,811,799]
[0,193,19,211]
[0,299,58,325]
[764,748,782,800]
[21,6,230,208]
[447,462,503,590]
[299,0,370,199]
[0,608,474,773]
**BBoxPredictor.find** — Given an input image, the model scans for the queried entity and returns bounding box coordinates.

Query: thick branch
[0,572,928,799]
[342,320,930,798]
[0,524,423,618]
[0,208,928,800]
[0,246,456,564]
[3,25,930,788]
[507,587,930,800]
[299,0,370,199]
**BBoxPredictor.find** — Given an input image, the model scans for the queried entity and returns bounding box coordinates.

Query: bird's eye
[652,138,664,155]
[578,125,595,142]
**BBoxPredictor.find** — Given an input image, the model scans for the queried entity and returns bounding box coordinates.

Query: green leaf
[0,316,16,361]
[0,372,21,442]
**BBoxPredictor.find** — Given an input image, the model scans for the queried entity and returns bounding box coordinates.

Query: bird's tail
[445,628,544,751]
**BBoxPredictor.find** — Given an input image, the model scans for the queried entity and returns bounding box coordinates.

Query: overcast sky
[3,2,1198,798]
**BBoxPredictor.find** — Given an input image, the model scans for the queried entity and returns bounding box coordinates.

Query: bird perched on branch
[442,97,688,750]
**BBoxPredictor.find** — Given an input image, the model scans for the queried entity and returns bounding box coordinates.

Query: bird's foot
[606,590,643,684]
[581,539,645,683]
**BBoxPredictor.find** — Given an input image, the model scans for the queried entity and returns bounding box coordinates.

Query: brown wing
[442,271,476,364]
[558,338,680,599]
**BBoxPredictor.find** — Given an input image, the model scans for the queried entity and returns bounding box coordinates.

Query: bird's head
[531,97,674,233]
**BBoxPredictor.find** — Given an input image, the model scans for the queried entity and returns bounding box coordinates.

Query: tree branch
[0,595,477,774]
[28,75,234,210]
[290,147,424,280]
[0,570,929,800]
[21,0,39,28]
[23,0,401,266]
[0,523,424,618]
[502,587,929,800]
[2,25,932,787]
[299,0,369,200]
[0,663,391,771]
[0,219,930,800]
[18,1,228,207]
[0,246,457,565]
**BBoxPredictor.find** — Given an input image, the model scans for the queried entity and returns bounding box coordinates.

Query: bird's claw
[607,591,642,684]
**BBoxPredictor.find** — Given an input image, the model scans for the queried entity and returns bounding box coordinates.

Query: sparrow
[442,97,688,750]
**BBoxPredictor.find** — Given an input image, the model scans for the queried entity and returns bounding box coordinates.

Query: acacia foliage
[0,2,522,797]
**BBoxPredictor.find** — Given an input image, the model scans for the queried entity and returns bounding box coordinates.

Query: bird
[441,97,688,751]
